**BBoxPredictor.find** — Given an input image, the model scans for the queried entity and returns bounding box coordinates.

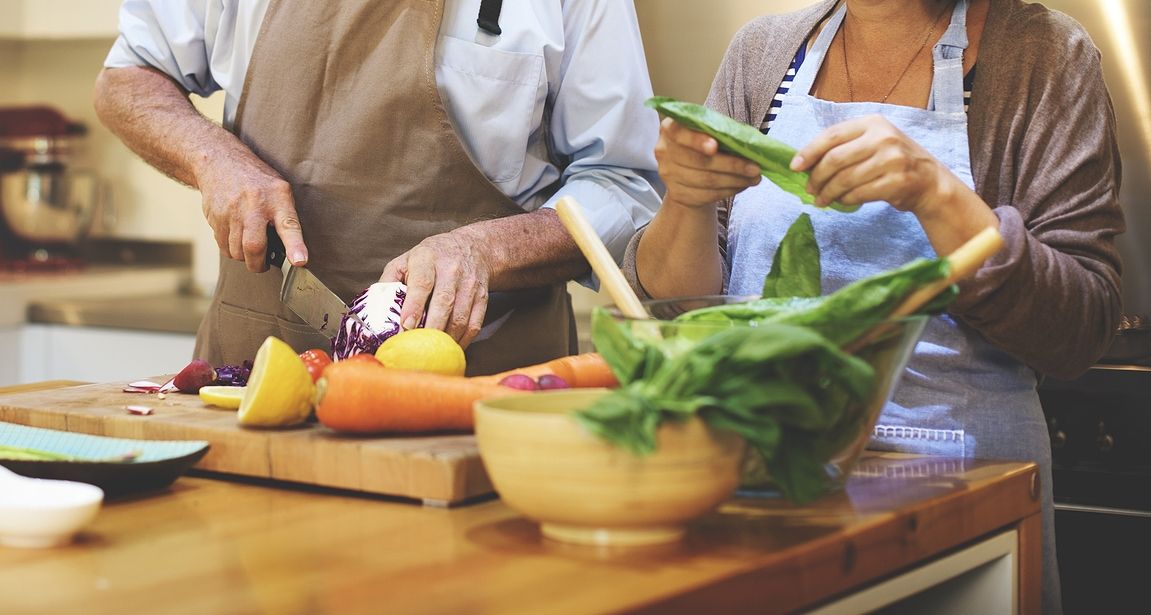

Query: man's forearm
[456,209,588,290]
[93,66,250,190]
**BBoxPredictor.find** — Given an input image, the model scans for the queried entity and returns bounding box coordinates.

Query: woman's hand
[790,115,958,216]
[654,117,762,209]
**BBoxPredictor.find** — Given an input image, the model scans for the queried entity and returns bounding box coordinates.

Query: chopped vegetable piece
[332,282,424,360]
[498,374,539,391]
[173,359,217,393]
[536,374,570,390]
[299,349,333,383]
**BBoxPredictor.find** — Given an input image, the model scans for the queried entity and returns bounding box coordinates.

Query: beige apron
[194,0,575,375]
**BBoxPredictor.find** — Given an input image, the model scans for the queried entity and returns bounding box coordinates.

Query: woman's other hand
[790,114,960,217]
[654,117,762,210]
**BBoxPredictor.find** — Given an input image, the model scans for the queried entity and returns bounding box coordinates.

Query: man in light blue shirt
[95,0,663,373]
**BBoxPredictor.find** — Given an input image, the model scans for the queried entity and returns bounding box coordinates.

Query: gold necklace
[841,2,954,104]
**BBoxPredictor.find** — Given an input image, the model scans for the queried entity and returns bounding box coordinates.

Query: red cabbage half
[332,282,423,360]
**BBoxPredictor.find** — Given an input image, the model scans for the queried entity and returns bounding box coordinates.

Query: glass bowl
[600,295,928,499]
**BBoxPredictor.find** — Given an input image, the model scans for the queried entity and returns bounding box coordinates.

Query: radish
[498,374,539,391]
[172,359,217,393]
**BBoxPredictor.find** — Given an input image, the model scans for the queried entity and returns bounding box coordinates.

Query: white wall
[635,0,817,103]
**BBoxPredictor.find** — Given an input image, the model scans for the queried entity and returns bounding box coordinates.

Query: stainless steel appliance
[0,106,103,271]
[1039,366,1151,615]
[1037,3,1151,613]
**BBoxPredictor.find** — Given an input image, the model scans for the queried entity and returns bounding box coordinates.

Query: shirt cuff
[543,179,653,291]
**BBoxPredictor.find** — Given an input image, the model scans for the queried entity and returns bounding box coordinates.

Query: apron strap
[789,3,846,97]
[477,0,503,36]
[928,0,970,114]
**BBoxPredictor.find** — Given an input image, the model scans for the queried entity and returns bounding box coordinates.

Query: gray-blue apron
[725,2,1060,611]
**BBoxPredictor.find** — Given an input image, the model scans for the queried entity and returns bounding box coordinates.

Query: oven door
[1040,365,1151,614]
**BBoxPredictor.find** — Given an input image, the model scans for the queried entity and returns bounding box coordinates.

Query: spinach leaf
[770,257,952,346]
[675,211,953,347]
[575,322,876,502]
[673,296,821,325]
[583,212,953,503]
[646,96,859,213]
[762,213,821,298]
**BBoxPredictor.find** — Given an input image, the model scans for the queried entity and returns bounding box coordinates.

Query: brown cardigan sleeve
[958,1,1124,379]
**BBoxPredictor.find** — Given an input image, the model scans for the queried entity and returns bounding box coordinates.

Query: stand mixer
[0,106,103,271]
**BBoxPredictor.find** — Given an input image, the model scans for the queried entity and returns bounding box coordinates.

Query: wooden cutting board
[0,381,493,506]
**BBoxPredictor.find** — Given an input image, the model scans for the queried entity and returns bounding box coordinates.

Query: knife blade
[265,227,373,339]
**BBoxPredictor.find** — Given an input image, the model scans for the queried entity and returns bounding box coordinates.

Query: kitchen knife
[265,227,370,338]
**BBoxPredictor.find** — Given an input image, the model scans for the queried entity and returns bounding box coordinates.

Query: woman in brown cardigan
[628,1,1125,612]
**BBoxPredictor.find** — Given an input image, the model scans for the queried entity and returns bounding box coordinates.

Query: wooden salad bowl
[474,389,746,547]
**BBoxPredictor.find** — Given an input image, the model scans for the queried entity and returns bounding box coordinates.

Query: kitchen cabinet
[1,323,194,387]
[19,324,194,384]
[0,0,121,39]
[0,266,196,387]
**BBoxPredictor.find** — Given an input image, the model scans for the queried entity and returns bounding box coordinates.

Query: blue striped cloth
[761,40,976,133]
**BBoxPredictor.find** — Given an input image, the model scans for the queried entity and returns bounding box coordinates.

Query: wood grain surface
[0,453,1042,614]
[0,381,492,505]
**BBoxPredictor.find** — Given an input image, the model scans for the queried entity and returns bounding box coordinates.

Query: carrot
[476,352,619,389]
[316,361,523,433]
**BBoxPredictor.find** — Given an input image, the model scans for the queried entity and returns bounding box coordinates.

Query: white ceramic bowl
[0,468,104,549]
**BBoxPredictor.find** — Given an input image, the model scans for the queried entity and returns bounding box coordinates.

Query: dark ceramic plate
[0,423,209,497]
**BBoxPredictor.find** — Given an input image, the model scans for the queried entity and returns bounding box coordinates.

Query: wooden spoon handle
[555,196,650,320]
[888,226,1004,319]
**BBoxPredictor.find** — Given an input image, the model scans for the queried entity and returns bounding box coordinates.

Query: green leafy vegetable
[584,313,878,504]
[762,213,821,298]
[646,96,859,213]
[583,212,953,503]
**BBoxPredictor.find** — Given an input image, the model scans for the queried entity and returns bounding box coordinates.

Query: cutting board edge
[0,385,496,505]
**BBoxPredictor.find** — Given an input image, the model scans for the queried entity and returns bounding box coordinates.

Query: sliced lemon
[374,328,466,376]
[238,336,315,428]
[199,385,247,409]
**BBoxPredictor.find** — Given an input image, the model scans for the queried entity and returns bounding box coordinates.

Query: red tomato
[299,348,334,383]
[341,353,383,367]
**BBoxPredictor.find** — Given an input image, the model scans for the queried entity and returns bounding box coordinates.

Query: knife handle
[265,225,287,270]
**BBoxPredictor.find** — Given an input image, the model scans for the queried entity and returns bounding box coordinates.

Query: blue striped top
[761,41,977,132]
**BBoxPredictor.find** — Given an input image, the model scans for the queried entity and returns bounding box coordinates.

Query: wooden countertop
[0,450,1042,614]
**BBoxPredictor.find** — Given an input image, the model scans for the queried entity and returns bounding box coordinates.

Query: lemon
[238,336,315,428]
[199,385,247,409]
[374,328,466,376]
